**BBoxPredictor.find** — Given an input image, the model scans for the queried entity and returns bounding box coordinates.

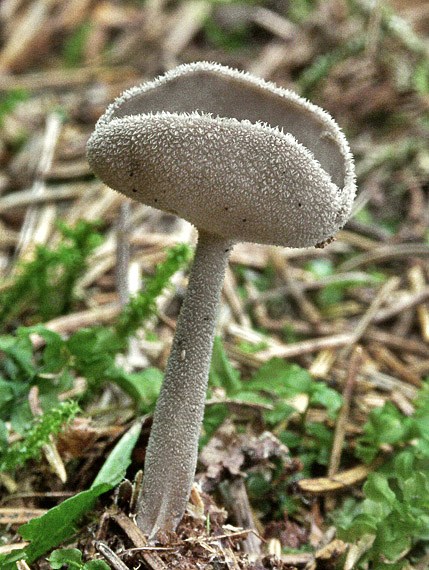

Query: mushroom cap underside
[87,62,356,248]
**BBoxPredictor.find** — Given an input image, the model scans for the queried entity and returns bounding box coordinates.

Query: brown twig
[339,276,400,358]
[110,512,168,570]
[95,541,131,570]
[338,243,429,271]
[369,344,422,387]
[240,332,354,363]
[219,478,262,557]
[223,266,252,327]
[328,346,362,478]
[254,270,377,303]
[30,303,121,349]
[365,326,429,357]
[0,0,58,72]
[186,528,263,544]
[0,544,28,556]
[270,248,321,324]
[408,265,429,341]
[0,508,48,524]
[162,0,212,67]
[0,184,82,213]
[15,111,63,262]
[298,457,385,494]
[16,560,32,570]
[373,284,429,323]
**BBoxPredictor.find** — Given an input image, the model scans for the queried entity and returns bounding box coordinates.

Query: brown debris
[264,520,308,551]
[108,506,270,570]
[0,0,428,568]
[298,456,385,494]
[198,421,293,491]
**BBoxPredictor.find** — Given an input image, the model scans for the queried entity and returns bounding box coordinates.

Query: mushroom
[86,61,356,539]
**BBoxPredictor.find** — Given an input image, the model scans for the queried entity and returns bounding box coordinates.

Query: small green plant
[0,328,75,433]
[0,241,191,433]
[204,17,252,51]
[205,338,343,437]
[206,340,429,566]
[115,242,192,340]
[62,22,92,67]
[0,220,103,326]
[287,0,317,23]
[356,385,429,464]
[412,59,429,94]
[338,457,429,569]
[49,548,109,570]
[299,37,365,96]
[0,400,79,473]
[237,339,269,353]
[0,421,142,570]
[335,381,429,568]
[204,339,343,516]
[0,89,29,128]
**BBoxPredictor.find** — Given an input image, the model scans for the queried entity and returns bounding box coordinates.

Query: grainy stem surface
[137,230,233,538]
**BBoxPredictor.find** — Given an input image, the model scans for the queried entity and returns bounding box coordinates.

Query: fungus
[86,61,356,540]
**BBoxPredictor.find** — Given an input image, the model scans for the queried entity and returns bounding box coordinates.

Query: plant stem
[136,230,233,538]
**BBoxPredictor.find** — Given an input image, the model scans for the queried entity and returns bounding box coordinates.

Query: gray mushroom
[86,61,356,539]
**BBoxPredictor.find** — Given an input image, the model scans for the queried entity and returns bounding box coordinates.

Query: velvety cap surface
[87,62,356,248]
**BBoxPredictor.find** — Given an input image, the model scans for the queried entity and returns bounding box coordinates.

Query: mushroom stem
[136,230,233,538]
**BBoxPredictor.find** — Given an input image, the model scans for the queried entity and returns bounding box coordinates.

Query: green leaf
[305,422,334,466]
[230,391,273,406]
[209,336,242,394]
[336,380,429,566]
[0,89,28,128]
[374,524,410,561]
[0,221,103,325]
[20,483,111,562]
[370,563,405,570]
[356,402,412,463]
[115,242,192,340]
[0,420,8,448]
[264,400,296,425]
[0,378,14,406]
[279,430,302,449]
[62,21,92,67]
[339,514,378,541]
[364,473,396,505]
[91,419,143,488]
[10,400,33,433]
[401,471,429,505]
[40,329,69,373]
[309,383,343,418]
[0,400,79,473]
[316,283,344,308]
[0,550,26,570]
[246,358,312,397]
[0,331,35,377]
[67,328,119,379]
[107,367,163,410]
[204,16,252,51]
[14,420,142,564]
[393,450,415,480]
[49,548,83,568]
[202,404,228,444]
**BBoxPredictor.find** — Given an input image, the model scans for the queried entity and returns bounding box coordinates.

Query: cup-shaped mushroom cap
[87,62,356,248]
